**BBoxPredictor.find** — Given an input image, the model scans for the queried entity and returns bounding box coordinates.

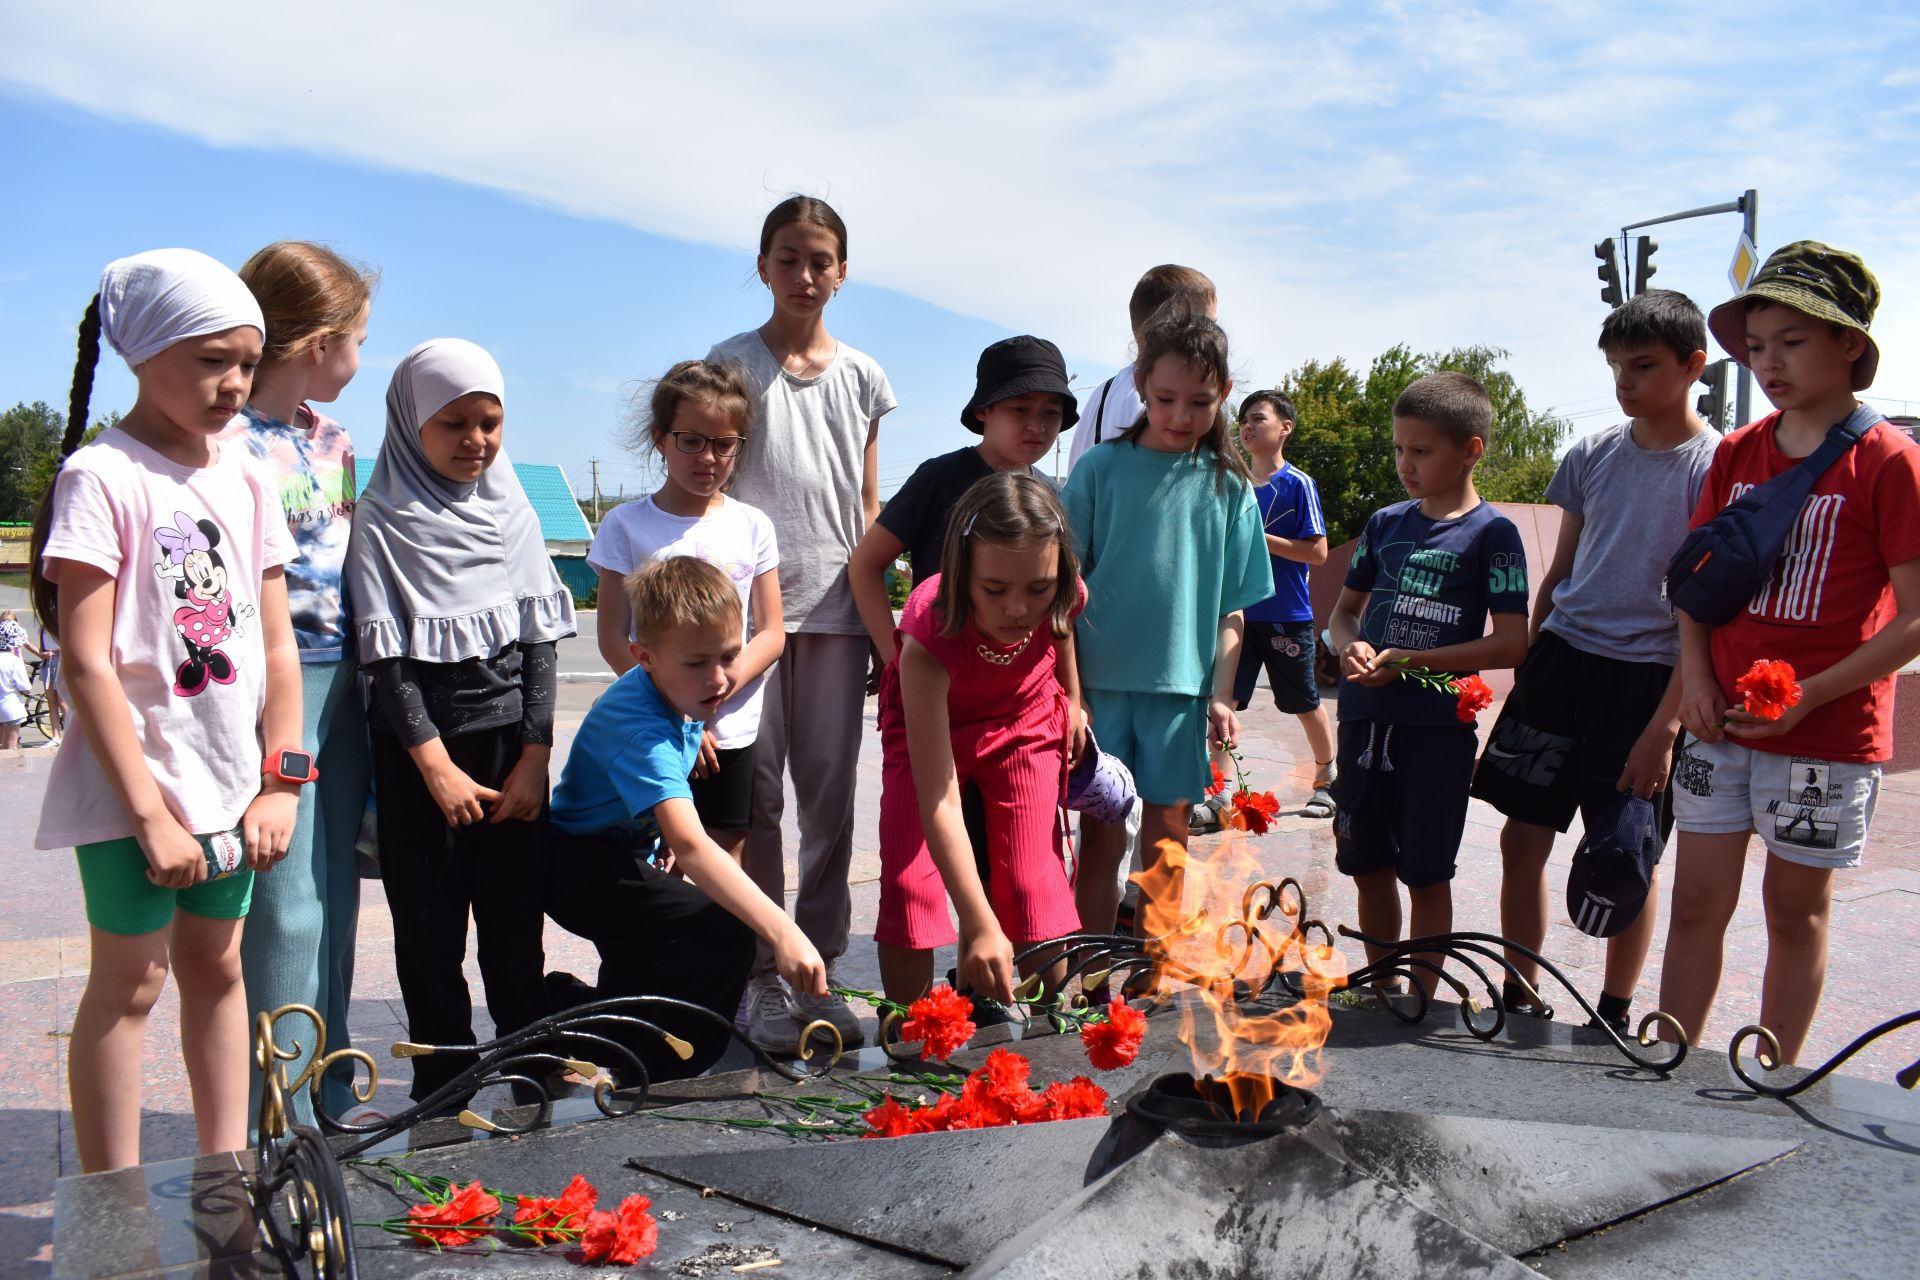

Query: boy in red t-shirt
[1661,242,1920,1064]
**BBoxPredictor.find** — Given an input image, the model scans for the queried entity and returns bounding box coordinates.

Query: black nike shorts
[1468,629,1677,839]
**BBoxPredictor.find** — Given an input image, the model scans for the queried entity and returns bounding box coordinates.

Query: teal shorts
[1083,688,1211,808]
[76,837,254,936]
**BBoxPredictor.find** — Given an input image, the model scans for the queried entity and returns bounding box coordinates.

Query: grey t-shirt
[1542,421,1718,664]
[706,331,897,634]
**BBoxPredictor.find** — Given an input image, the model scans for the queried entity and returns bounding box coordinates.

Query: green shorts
[1083,688,1211,807]
[76,837,254,936]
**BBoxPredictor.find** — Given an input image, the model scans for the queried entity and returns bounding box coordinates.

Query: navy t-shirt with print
[1339,500,1528,726]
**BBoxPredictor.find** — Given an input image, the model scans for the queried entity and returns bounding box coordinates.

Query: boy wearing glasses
[588,358,782,865]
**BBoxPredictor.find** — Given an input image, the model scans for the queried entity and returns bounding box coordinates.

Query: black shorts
[1233,619,1321,714]
[688,743,756,832]
[1331,720,1476,888]
[1468,630,1677,841]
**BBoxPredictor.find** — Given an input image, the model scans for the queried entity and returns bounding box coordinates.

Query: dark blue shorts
[1330,719,1477,888]
[1233,619,1321,714]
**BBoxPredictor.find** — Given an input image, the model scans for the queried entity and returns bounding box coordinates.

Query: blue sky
[2,1,1918,501]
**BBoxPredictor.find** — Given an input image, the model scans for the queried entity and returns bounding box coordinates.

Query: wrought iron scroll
[978,877,1690,1075]
[251,1005,359,1279]
[298,994,848,1159]
[1728,1009,1920,1099]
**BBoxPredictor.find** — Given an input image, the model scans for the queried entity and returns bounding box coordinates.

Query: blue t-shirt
[1244,463,1326,625]
[550,666,703,838]
[1338,500,1528,726]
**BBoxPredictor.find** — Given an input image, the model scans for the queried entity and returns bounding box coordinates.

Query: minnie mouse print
[153,511,256,696]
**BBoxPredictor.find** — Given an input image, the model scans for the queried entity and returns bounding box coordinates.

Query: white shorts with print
[1670,736,1879,870]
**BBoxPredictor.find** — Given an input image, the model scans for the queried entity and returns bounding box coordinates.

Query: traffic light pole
[1620,189,1758,426]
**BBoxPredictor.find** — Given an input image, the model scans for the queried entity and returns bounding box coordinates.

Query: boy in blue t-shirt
[1329,372,1530,996]
[546,557,828,1074]
[1198,392,1336,827]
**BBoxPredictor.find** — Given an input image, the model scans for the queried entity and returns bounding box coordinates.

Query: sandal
[1302,784,1335,820]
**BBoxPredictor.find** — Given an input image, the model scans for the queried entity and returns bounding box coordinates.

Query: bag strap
[1795,407,1876,480]
[1738,408,1877,510]
[1091,375,1115,444]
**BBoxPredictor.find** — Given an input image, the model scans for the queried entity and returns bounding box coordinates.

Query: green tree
[1276,345,1569,543]
[0,401,65,521]
[17,408,119,510]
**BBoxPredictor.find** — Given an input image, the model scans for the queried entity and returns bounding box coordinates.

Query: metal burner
[1126,1072,1322,1137]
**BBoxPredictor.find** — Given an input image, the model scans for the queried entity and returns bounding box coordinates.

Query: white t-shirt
[588,494,779,748]
[705,331,897,634]
[37,429,294,848]
[1065,362,1143,474]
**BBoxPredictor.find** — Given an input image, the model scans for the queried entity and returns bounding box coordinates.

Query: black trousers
[372,724,550,1102]
[544,827,754,1085]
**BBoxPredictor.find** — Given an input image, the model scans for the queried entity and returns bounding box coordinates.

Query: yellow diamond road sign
[1730,233,1759,291]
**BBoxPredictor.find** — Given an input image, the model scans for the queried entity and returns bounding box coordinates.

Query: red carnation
[510,1174,598,1245]
[1451,674,1494,723]
[404,1180,500,1248]
[1081,998,1148,1071]
[580,1194,658,1266]
[1227,788,1281,835]
[961,1048,1043,1125]
[1206,761,1228,797]
[860,1096,926,1139]
[900,984,977,1062]
[1041,1075,1110,1119]
[1734,658,1802,722]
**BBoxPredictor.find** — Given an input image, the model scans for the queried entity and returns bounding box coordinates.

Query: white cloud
[2,0,1917,426]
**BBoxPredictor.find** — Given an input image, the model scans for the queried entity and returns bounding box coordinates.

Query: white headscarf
[345,338,576,664]
[98,249,263,369]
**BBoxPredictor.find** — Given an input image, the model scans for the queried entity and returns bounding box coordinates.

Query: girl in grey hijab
[346,338,575,1104]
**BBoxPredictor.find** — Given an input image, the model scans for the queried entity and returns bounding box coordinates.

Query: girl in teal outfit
[1059,304,1272,941]
[227,241,377,1122]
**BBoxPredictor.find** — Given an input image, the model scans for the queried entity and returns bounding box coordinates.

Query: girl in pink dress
[875,473,1087,1008]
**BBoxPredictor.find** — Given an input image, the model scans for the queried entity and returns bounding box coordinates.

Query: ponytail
[30,296,103,639]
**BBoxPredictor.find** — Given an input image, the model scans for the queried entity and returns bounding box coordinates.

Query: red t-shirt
[895,573,1086,728]
[1690,413,1920,761]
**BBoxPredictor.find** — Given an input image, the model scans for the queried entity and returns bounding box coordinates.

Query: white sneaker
[790,967,866,1049]
[743,976,799,1055]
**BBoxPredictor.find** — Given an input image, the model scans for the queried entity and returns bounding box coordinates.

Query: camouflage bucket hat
[1708,240,1881,391]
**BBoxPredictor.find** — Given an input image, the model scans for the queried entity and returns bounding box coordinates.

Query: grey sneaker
[790,971,866,1049]
[743,976,799,1055]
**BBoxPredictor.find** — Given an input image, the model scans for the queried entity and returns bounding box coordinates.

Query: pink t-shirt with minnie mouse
[36,427,292,848]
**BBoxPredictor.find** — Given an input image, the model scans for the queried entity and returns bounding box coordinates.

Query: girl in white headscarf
[31,249,301,1171]
[345,338,575,1107]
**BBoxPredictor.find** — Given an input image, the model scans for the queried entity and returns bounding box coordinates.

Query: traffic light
[1595,239,1623,307]
[1697,359,1731,431]
[1633,236,1658,295]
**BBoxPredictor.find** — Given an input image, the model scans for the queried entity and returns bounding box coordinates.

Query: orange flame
[1130,835,1346,1121]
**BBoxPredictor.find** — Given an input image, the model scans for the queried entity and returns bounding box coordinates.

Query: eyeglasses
[668,431,746,459]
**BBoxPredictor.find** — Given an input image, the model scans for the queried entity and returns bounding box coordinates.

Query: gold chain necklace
[976,633,1032,666]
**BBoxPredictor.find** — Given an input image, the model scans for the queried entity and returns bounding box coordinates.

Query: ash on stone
[677,1241,779,1276]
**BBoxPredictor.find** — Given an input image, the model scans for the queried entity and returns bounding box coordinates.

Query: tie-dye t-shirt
[225,405,356,661]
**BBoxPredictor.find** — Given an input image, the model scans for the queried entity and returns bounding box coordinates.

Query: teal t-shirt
[550,666,703,838]
[1062,441,1272,696]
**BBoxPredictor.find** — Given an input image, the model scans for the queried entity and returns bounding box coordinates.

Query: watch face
[278,749,314,780]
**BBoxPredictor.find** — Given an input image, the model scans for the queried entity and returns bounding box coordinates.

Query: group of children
[32,198,1910,1175]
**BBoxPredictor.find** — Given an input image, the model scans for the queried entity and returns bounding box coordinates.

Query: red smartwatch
[264,747,320,785]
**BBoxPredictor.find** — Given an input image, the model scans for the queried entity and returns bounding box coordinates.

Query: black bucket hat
[1565,791,1663,938]
[961,335,1079,434]
[1708,240,1881,391]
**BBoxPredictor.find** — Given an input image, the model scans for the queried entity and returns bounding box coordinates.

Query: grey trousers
[743,631,869,973]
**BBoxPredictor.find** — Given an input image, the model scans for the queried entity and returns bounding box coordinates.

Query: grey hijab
[345,338,575,664]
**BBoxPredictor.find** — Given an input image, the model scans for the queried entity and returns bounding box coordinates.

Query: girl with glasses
[589,359,782,866]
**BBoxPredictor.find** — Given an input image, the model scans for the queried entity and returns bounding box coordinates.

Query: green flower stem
[1389,658,1461,693]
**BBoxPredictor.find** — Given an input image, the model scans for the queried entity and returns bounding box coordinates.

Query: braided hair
[29,296,103,639]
